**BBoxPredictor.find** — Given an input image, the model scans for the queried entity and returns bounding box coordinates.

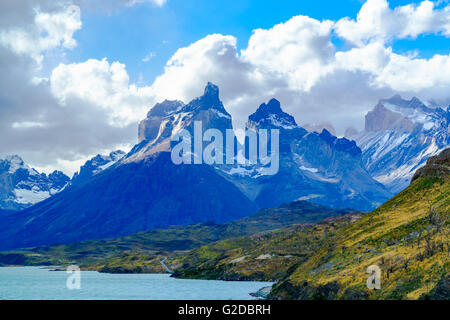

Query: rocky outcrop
[365,103,416,133]
[138,100,184,143]
[412,148,449,181]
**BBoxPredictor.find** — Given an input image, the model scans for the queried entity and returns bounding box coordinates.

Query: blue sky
[65,0,448,83]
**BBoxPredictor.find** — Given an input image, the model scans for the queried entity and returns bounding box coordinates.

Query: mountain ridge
[347,95,449,193]
[0,155,70,210]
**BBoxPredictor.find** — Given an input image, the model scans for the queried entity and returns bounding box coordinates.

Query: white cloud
[335,0,450,46]
[0,4,81,64]
[241,15,335,91]
[124,0,167,6]
[141,1,450,133]
[0,1,140,175]
[142,51,156,62]
[50,58,156,126]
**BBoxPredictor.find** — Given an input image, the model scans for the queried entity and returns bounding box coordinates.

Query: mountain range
[219,97,392,210]
[0,83,447,250]
[0,83,392,250]
[0,150,127,210]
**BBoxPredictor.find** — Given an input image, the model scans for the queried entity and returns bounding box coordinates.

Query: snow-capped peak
[378,95,443,132]
[0,156,70,210]
[349,95,449,193]
[3,155,39,176]
[72,150,126,185]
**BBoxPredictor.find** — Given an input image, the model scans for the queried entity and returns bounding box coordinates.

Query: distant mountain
[347,95,449,193]
[71,150,125,186]
[219,98,392,211]
[0,155,69,210]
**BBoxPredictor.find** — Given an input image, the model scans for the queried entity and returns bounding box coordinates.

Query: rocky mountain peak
[248,98,297,129]
[136,83,232,157]
[204,82,219,98]
[0,156,70,210]
[349,95,448,193]
[3,155,26,171]
[5,154,24,164]
[365,102,415,133]
[71,150,125,185]
[48,170,70,189]
[319,129,361,157]
[188,82,225,113]
[381,95,428,111]
[147,100,184,118]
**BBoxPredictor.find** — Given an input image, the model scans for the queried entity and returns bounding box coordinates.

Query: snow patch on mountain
[0,156,70,210]
[71,150,126,185]
[347,96,449,193]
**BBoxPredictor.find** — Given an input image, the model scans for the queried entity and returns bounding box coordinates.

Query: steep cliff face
[127,82,233,163]
[138,100,184,144]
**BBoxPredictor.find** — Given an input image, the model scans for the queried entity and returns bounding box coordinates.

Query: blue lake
[0,267,273,300]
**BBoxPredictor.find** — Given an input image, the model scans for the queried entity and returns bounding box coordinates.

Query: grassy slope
[169,213,363,281]
[271,175,449,300]
[0,201,351,273]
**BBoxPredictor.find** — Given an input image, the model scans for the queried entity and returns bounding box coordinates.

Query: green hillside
[169,213,363,281]
[270,148,449,300]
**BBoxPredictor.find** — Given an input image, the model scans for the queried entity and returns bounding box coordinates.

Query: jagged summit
[381,95,426,109]
[2,155,30,174]
[347,95,449,193]
[5,154,24,163]
[147,100,184,118]
[186,82,227,113]
[319,129,361,157]
[248,98,297,129]
[204,82,219,99]
[71,150,126,185]
[365,102,416,132]
[0,156,70,210]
